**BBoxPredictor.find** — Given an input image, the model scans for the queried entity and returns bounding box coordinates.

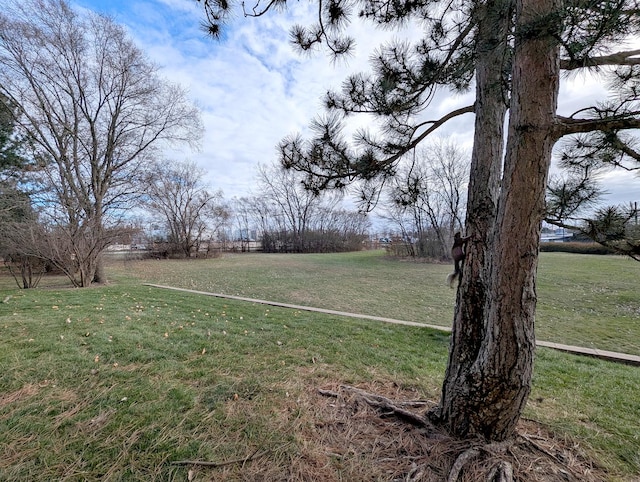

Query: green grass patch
[119,250,453,327]
[0,283,450,480]
[529,349,640,477]
[105,250,640,356]
[536,253,640,354]
[1,250,639,480]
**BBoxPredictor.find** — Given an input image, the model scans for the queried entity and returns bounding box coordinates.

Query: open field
[1,250,639,480]
[105,250,640,356]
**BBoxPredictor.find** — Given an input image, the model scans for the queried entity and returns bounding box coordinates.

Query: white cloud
[74,0,639,207]
[600,170,640,206]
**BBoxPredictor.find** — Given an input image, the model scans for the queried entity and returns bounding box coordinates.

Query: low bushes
[539,241,615,255]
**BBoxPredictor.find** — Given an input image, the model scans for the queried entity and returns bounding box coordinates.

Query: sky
[72,0,639,214]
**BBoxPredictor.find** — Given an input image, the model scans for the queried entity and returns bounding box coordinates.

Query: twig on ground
[171,447,269,468]
[397,400,432,408]
[318,388,339,398]
[405,462,426,481]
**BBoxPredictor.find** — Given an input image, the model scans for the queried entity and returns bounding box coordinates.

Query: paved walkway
[144,283,640,366]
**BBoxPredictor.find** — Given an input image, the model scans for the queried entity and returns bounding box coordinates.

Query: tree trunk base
[318,384,596,482]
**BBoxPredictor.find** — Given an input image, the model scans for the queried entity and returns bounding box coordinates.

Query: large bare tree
[254,162,370,252]
[256,162,328,251]
[228,163,369,253]
[0,0,202,286]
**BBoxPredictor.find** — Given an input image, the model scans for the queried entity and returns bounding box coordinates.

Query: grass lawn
[106,250,640,356]
[0,250,638,480]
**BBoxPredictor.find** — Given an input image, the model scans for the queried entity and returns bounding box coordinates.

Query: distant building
[541,228,575,243]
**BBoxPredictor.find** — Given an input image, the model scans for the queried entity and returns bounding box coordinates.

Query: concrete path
[144,283,640,366]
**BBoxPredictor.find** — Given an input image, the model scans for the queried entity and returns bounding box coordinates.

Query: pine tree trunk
[434,0,510,436]
[436,0,560,441]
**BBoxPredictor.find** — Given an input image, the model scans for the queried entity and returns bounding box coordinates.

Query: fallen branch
[171,447,269,468]
[318,388,339,398]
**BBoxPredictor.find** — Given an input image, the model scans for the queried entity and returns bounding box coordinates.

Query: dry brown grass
[0,384,39,409]
[178,375,610,482]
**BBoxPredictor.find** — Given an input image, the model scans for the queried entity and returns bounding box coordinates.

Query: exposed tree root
[487,461,514,482]
[405,462,426,481]
[447,448,480,482]
[317,383,603,481]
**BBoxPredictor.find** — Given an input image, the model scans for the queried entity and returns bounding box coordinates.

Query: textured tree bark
[93,255,106,284]
[436,0,561,441]
[434,0,510,436]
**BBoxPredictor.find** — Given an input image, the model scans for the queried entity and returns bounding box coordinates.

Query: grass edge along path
[115,251,640,357]
[145,283,640,367]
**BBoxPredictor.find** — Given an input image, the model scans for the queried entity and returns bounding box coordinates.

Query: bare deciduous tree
[0,184,45,288]
[384,138,469,258]
[0,0,202,286]
[257,162,328,249]
[228,163,369,253]
[143,160,228,258]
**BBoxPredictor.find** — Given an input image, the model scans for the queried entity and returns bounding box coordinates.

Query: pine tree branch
[242,0,281,18]
[555,115,640,138]
[282,104,474,189]
[371,103,475,171]
[543,217,582,231]
[560,49,640,70]
[382,104,475,167]
[545,212,640,262]
[609,135,640,164]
